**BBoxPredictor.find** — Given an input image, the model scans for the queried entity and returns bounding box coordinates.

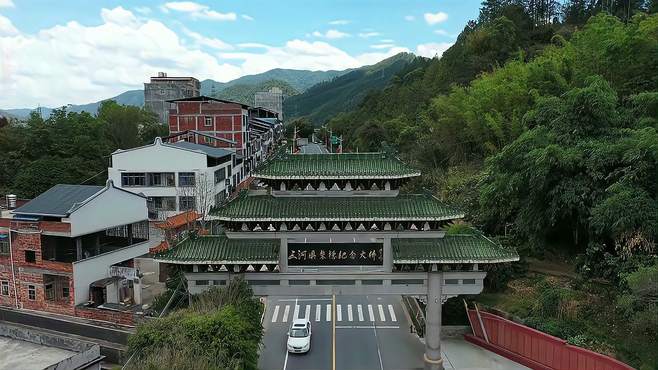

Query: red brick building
[0,181,150,325]
[167,96,249,154]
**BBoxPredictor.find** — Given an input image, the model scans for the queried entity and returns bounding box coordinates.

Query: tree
[127,278,263,370]
[98,100,158,150]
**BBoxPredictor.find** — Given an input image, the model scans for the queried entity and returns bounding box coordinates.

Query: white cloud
[312,29,350,39]
[241,14,254,21]
[370,43,395,49]
[358,31,379,38]
[101,6,139,26]
[134,6,152,15]
[424,11,448,25]
[220,40,408,76]
[380,39,394,43]
[183,28,233,50]
[0,0,14,8]
[238,42,268,49]
[404,15,415,21]
[415,42,452,58]
[163,2,237,21]
[0,7,242,108]
[434,29,448,36]
[329,19,349,25]
[0,7,408,109]
[0,13,18,35]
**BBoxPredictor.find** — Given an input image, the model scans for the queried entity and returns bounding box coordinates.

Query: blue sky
[0,0,481,108]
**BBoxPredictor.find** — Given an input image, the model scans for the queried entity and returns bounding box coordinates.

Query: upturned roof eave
[153,258,278,265]
[252,172,422,180]
[393,256,520,264]
[214,214,465,222]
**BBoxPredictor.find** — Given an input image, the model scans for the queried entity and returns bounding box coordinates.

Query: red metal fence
[465,308,634,370]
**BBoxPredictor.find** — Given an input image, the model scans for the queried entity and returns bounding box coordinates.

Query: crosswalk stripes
[282,305,290,322]
[270,303,399,324]
[293,305,300,321]
[388,304,397,322]
[271,305,280,323]
[378,305,386,321]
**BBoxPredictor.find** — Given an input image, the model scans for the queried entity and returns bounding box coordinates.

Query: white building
[108,137,243,220]
[0,180,151,317]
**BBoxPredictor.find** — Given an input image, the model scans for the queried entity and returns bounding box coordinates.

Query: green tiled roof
[154,236,279,264]
[213,194,464,222]
[253,153,421,180]
[392,235,519,264]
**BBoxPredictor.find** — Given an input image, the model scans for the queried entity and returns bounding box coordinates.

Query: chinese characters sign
[288,243,383,266]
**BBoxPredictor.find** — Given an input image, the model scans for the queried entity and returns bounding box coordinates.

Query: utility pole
[292,125,297,154]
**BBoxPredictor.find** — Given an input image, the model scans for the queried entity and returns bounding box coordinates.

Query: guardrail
[464,307,634,370]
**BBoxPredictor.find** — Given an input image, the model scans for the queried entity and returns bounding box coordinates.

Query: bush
[126,278,263,370]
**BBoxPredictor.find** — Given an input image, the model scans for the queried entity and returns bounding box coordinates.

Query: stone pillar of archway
[424,267,443,370]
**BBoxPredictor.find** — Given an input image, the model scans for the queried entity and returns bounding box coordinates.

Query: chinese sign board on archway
[288,243,383,266]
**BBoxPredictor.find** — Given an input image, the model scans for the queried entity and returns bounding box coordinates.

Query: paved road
[259,295,424,370]
[300,143,329,154]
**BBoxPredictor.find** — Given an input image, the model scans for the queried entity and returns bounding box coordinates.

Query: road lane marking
[315,304,321,321]
[282,305,290,322]
[278,298,332,302]
[388,304,397,322]
[378,305,386,321]
[332,295,336,370]
[336,325,400,329]
[347,304,353,321]
[283,298,297,370]
[304,305,311,320]
[326,304,331,321]
[336,304,342,321]
[357,304,364,321]
[293,305,300,320]
[368,304,375,321]
[272,305,280,323]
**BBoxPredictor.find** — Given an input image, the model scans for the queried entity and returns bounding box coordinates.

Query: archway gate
[154,151,518,370]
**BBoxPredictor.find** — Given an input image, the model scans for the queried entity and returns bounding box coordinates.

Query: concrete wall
[72,241,150,305]
[68,185,148,237]
[0,322,101,370]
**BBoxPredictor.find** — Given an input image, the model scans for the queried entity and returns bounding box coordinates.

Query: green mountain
[200,68,349,96]
[211,80,298,106]
[283,52,417,124]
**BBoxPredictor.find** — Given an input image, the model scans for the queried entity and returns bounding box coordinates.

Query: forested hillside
[210,79,297,106]
[283,53,416,124]
[329,1,657,367]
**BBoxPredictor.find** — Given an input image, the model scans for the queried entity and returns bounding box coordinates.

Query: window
[196,280,209,286]
[0,237,8,255]
[214,167,226,184]
[27,285,36,300]
[148,173,175,187]
[45,282,54,300]
[62,286,70,298]
[25,250,36,263]
[149,197,177,211]
[1,281,9,296]
[178,172,196,187]
[179,196,196,211]
[204,116,213,127]
[121,173,146,187]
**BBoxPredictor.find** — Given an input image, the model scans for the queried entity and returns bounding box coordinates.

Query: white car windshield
[290,328,308,337]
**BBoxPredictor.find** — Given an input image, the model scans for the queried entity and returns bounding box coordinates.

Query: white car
[287,319,312,353]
